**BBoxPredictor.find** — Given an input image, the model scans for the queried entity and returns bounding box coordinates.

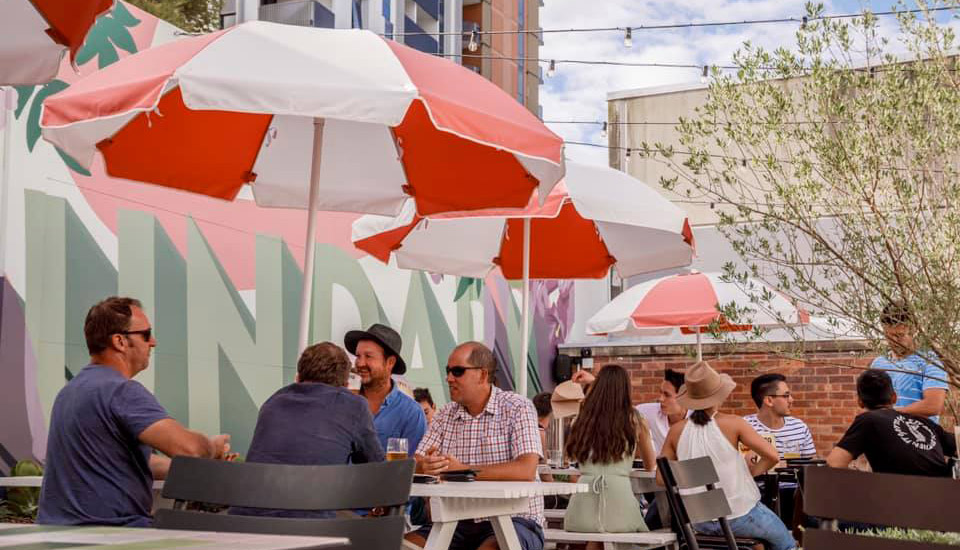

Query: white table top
[538,466,656,479]
[0,476,42,487]
[410,480,589,499]
[0,524,347,549]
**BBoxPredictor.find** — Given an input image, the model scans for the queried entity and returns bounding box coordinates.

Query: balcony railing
[404,16,439,54]
[258,0,335,28]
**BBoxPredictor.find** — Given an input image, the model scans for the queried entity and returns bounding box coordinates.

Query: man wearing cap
[345,324,426,455]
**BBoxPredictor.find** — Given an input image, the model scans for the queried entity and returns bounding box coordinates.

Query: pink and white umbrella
[353,161,696,393]
[40,21,565,352]
[1,0,114,85]
[587,271,808,359]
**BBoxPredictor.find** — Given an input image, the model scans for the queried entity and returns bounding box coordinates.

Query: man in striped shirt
[744,374,817,459]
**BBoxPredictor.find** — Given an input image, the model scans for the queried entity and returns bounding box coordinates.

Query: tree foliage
[649,1,960,383]
[127,0,224,33]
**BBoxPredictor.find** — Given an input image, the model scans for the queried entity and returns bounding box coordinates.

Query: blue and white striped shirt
[743,414,817,459]
[871,351,949,423]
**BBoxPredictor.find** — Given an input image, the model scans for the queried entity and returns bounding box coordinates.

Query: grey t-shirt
[38,365,169,526]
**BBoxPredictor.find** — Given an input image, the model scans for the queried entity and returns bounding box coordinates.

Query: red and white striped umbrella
[353,161,695,393]
[40,21,566,351]
[587,271,807,358]
[1,0,114,85]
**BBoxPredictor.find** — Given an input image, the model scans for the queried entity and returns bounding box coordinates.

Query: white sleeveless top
[677,417,760,519]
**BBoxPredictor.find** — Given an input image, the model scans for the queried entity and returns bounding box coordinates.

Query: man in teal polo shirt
[345,324,426,454]
[871,303,948,422]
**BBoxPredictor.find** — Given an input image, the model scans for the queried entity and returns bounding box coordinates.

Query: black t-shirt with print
[836,408,957,477]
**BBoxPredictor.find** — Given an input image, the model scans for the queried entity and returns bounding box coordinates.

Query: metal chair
[155,456,415,550]
[656,456,765,550]
[803,465,960,550]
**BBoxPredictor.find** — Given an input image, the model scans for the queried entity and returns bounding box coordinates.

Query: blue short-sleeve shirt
[38,365,169,526]
[368,381,426,455]
[872,351,949,422]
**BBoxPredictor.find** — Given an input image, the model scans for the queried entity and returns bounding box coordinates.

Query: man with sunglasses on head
[406,342,544,550]
[38,297,231,527]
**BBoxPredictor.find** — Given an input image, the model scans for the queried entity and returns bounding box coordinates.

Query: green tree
[649,1,960,383]
[127,0,224,33]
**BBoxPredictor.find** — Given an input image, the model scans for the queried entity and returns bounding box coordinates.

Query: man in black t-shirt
[827,370,956,477]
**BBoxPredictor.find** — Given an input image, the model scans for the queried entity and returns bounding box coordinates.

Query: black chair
[155,456,415,550]
[803,466,960,550]
[656,457,765,550]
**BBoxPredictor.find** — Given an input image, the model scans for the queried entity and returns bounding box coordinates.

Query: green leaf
[25,80,69,152]
[76,3,141,69]
[13,85,35,119]
[55,147,92,177]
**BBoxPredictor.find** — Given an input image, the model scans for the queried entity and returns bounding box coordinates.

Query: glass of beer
[386,438,409,461]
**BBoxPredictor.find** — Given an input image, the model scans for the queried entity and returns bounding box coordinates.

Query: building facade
[220,0,542,114]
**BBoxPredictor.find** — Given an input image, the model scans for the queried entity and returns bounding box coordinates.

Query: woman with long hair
[563,364,656,537]
[660,361,796,550]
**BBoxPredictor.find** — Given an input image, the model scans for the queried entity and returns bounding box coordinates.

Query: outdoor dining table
[1,478,588,550]
[0,523,348,549]
[409,481,588,550]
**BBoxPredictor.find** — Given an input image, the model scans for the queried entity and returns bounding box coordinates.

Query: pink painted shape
[630,273,721,328]
[75,157,364,290]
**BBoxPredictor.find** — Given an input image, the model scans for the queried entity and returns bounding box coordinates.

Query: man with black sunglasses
[406,342,544,550]
[38,296,231,527]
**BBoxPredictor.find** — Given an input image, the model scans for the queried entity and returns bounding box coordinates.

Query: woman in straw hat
[562,365,656,541]
[661,361,797,550]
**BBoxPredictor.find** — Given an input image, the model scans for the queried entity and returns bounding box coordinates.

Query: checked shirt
[416,385,544,526]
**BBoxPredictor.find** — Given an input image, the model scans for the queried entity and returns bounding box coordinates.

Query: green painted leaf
[55,147,92,177]
[13,86,35,119]
[454,277,483,301]
[76,2,142,69]
[112,2,141,27]
[26,80,69,152]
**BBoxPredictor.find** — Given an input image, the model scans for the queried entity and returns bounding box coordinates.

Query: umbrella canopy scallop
[587,271,808,336]
[352,161,696,280]
[40,21,565,217]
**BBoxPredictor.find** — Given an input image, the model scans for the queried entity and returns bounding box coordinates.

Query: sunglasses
[121,328,152,341]
[445,365,483,377]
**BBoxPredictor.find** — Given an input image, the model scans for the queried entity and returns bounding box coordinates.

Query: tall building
[220,0,542,115]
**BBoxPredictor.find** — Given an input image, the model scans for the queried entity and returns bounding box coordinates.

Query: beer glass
[386,437,409,461]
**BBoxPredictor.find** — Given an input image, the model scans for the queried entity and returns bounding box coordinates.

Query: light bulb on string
[700,65,709,83]
[547,59,557,78]
[624,27,633,48]
[600,121,608,138]
[468,29,480,52]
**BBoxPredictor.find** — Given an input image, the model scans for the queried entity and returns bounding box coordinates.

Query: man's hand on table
[417,446,469,475]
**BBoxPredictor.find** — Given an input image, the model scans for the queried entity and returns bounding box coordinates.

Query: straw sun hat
[676,361,736,410]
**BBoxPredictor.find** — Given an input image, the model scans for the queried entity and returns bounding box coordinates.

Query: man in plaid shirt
[406,342,544,550]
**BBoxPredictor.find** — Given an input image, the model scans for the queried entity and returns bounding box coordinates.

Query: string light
[384,6,956,38]
[468,29,480,52]
[600,121,608,138]
[624,27,633,48]
[547,59,557,77]
[701,65,709,83]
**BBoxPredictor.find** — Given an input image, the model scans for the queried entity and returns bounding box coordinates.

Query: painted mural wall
[0,3,575,471]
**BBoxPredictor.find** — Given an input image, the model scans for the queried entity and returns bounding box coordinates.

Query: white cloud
[538,0,839,166]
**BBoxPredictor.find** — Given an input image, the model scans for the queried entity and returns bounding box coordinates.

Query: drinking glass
[386,437,409,461]
[784,441,802,460]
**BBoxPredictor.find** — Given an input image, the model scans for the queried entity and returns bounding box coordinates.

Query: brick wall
[560,341,875,457]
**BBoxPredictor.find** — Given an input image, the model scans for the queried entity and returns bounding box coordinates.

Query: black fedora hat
[344,323,407,375]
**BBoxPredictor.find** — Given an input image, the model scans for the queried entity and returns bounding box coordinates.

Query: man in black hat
[345,324,426,455]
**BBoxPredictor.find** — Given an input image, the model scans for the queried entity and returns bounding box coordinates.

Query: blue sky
[539,0,952,165]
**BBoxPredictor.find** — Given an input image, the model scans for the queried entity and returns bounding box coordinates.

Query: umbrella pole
[297,118,326,354]
[696,329,703,362]
[519,217,531,397]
